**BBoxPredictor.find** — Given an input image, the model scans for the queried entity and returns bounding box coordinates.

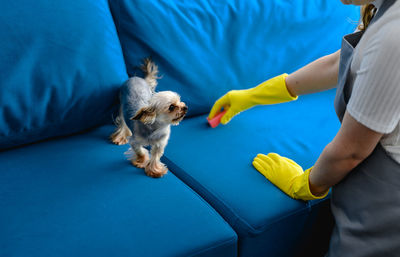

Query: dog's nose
[182,106,188,113]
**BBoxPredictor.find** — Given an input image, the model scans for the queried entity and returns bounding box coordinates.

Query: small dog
[111,58,187,178]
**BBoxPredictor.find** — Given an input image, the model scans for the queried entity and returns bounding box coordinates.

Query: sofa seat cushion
[0,125,237,257]
[110,0,359,117]
[0,0,128,149]
[162,90,340,256]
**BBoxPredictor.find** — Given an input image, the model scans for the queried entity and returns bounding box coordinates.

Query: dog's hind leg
[111,107,132,145]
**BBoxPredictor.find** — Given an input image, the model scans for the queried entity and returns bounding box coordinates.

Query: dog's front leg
[129,138,149,168]
[145,142,168,178]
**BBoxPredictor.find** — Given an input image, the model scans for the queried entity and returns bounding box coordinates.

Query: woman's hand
[253,112,383,200]
[208,74,296,124]
[208,50,341,125]
[253,153,328,201]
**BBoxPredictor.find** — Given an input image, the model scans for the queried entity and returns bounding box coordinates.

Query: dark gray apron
[328,1,400,256]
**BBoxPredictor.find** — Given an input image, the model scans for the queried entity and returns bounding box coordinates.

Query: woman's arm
[309,111,384,195]
[285,50,341,96]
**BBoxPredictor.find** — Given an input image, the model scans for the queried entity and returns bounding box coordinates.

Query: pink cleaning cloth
[207,110,227,128]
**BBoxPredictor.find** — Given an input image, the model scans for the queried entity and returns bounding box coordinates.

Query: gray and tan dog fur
[111,58,187,178]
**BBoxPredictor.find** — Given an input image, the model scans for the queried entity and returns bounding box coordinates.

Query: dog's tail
[141,57,159,91]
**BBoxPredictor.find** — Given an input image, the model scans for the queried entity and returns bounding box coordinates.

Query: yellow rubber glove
[252,153,328,201]
[208,74,297,124]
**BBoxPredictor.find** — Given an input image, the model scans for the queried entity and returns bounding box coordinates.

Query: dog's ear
[131,106,156,124]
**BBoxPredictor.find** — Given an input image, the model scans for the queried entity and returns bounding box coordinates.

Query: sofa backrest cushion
[0,0,128,149]
[110,0,359,117]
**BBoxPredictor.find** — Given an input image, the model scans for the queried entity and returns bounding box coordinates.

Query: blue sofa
[0,1,359,256]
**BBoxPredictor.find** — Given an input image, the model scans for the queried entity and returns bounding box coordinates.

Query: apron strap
[369,0,397,25]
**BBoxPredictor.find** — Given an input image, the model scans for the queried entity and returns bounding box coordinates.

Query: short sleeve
[347,25,400,134]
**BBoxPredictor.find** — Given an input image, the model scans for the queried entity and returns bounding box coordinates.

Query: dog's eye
[168,104,176,112]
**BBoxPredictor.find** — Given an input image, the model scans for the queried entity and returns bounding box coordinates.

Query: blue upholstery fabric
[110,0,359,117]
[162,90,340,256]
[0,0,128,149]
[0,125,237,257]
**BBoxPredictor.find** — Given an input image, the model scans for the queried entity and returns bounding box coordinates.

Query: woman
[208,0,400,256]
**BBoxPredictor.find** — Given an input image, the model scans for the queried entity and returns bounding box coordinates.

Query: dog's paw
[111,133,128,145]
[131,153,149,169]
[145,162,168,178]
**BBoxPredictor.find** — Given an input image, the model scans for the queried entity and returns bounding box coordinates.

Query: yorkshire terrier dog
[111,58,187,178]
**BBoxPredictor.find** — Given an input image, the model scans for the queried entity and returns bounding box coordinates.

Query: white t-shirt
[347,0,400,163]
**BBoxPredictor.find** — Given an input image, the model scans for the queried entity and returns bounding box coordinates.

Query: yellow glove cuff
[248,73,298,105]
[292,168,329,201]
